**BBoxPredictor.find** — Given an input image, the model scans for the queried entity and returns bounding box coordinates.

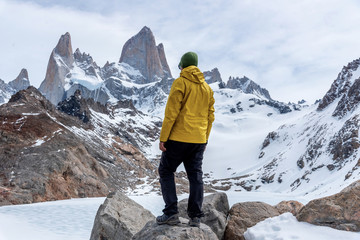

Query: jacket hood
[180,66,205,84]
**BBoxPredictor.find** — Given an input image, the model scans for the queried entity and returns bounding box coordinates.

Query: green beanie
[178,52,198,69]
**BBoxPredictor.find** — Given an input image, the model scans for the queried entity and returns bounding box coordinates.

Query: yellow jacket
[160,66,215,144]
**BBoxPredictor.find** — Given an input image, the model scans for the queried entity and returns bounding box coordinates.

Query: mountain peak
[55,32,73,61]
[8,68,30,92]
[317,58,360,117]
[119,26,172,83]
[226,76,272,100]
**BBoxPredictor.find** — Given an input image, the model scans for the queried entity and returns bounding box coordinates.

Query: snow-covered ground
[1,191,359,240]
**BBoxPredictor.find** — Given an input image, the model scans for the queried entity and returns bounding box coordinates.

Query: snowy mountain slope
[0,78,14,105]
[0,69,30,105]
[206,58,360,198]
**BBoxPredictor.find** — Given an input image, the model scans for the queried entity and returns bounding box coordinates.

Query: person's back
[157,52,215,227]
[160,65,214,144]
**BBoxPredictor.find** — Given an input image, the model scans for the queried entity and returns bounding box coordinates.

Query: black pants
[158,140,206,218]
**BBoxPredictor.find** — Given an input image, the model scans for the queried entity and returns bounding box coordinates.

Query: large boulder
[274,200,304,215]
[224,201,280,240]
[178,192,229,239]
[90,191,155,240]
[133,217,218,240]
[296,180,360,231]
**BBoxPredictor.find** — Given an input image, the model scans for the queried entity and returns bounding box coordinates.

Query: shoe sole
[156,218,181,226]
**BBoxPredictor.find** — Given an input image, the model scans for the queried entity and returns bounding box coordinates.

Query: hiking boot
[188,217,201,227]
[156,213,180,225]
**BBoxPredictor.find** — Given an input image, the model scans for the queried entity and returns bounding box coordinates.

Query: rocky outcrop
[317,58,360,116]
[297,180,360,231]
[0,78,15,104]
[178,192,229,240]
[204,68,223,85]
[249,98,292,114]
[157,43,172,77]
[133,217,218,240]
[90,191,154,240]
[0,87,159,206]
[227,76,272,100]
[39,32,74,105]
[8,68,30,92]
[274,200,304,215]
[224,202,280,240]
[119,26,172,83]
[57,89,107,123]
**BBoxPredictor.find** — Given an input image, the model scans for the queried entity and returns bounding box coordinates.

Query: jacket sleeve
[206,89,215,141]
[159,78,184,142]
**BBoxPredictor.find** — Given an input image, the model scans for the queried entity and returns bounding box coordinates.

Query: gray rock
[226,76,272,100]
[90,191,155,240]
[8,68,30,92]
[133,217,218,240]
[39,32,74,105]
[178,192,229,240]
[204,68,223,85]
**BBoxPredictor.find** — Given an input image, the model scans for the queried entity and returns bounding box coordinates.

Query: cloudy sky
[1,0,360,103]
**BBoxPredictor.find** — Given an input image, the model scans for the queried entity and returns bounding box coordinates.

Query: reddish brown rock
[224,202,280,240]
[119,26,172,83]
[274,200,304,215]
[297,180,360,231]
[0,87,158,206]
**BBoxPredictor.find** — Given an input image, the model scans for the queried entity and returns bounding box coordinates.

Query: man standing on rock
[157,52,215,227]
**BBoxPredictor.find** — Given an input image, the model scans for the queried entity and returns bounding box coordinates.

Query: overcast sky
[1,0,360,103]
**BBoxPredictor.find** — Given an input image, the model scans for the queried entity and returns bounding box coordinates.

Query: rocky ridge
[213,57,360,194]
[0,68,31,105]
[0,87,160,205]
[91,181,360,239]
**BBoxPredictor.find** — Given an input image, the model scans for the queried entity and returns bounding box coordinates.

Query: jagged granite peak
[227,76,272,100]
[317,58,360,118]
[204,68,223,84]
[318,58,360,110]
[119,26,172,83]
[55,32,74,66]
[0,78,15,104]
[8,68,30,92]
[73,48,100,77]
[157,43,172,77]
[39,32,75,105]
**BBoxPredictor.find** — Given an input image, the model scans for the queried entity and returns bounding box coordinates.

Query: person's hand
[159,141,167,152]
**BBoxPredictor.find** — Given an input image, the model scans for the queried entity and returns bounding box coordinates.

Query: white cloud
[1,0,360,103]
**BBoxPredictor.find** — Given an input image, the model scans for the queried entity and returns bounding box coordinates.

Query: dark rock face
[119,26,172,83]
[249,98,292,114]
[0,78,15,104]
[204,68,223,85]
[8,68,30,92]
[328,115,360,166]
[39,32,74,105]
[297,180,360,231]
[224,202,279,240]
[318,58,360,115]
[0,87,159,206]
[178,192,229,239]
[73,48,100,78]
[133,217,218,240]
[57,89,105,123]
[227,76,272,100]
[90,191,154,240]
